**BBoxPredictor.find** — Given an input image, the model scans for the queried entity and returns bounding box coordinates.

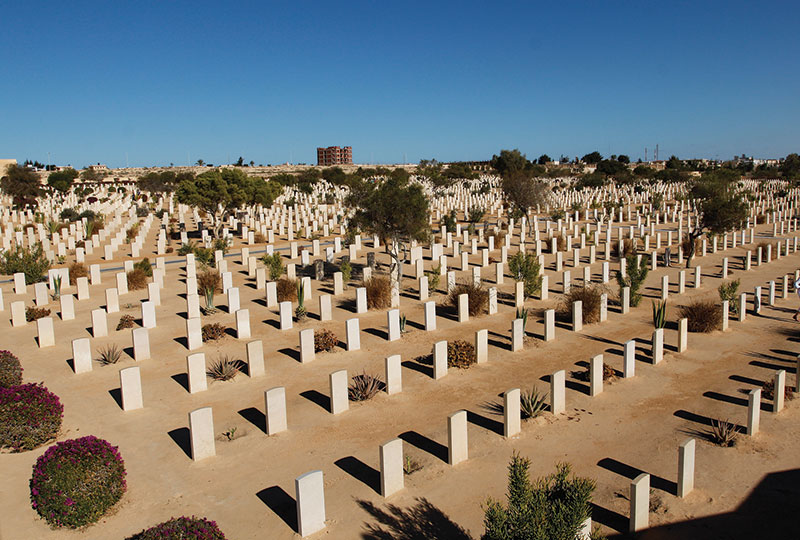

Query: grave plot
[0,172,798,539]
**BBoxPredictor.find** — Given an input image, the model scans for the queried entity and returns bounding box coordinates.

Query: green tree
[138,171,194,193]
[508,251,542,297]
[501,169,550,221]
[491,149,530,176]
[1,164,42,208]
[616,254,649,307]
[346,175,429,288]
[683,170,748,267]
[596,159,627,176]
[81,167,105,181]
[483,454,596,540]
[176,168,281,237]
[0,244,51,284]
[581,151,603,164]
[537,154,551,165]
[418,159,453,190]
[781,153,800,179]
[617,154,631,164]
[46,168,79,192]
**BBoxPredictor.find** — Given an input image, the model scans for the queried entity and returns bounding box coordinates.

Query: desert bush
[447,282,488,316]
[1,383,63,452]
[339,258,352,283]
[708,418,738,447]
[0,350,22,388]
[572,363,616,382]
[97,344,123,365]
[613,238,638,258]
[262,253,283,281]
[616,254,648,307]
[177,242,196,256]
[30,435,126,528]
[652,300,667,329]
[68,262,88,285]
[253,233,265,244]
[276,278,298,303]
[206,356,241,381]
[425,265,441,292]
[126,516,227,540]
[679,300,722,332]
[447,340,476,369]
[520,387,547,419]
[682,236,702,257]
[134,257,153,277]
[198,269,221,295]
[718,279,740,315]
[314,329,338,352]
[0,244,51,284]
[365,275,392,310]
[116,314,136,330]
[762,379,795,402]
[201,323,226,342]
[348,372,384,401]
[127,269,148,290]
[558,285,603,323]
[483,457,595,540]
[508,251,542,297]
[126,223,140,241]
[26,306,50,321]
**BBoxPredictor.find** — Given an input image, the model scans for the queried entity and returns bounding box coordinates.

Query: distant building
[316,146,352,166]
[0,158,17,177]
[88,163,109,172]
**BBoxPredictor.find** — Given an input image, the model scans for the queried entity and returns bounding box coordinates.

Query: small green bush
[1,383,63,451]
[262,252,284,281]
[0,244,51,284]
[134,257,153,277]
[0,350,23,388]
[616,254,649,307]
[508,251,542,297]
[30,435,126,528]
[126,516,227,540]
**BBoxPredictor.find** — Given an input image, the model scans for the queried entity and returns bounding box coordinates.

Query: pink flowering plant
[30,436,127,528]
[0,383,62,451]
[127,516,227,539]
[0,350,22,388]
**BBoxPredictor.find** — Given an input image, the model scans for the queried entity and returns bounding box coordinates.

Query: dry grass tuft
[364,276,392,310]
[276,278,298,303]
[447,282,488,316]
[679,300,721,332]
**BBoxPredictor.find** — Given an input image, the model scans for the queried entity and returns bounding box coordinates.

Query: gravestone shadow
[171,373,190,392]
[300,389,330,411]
[168,427,192,459]
[256,486,297,532]
[335,456,381,493]
[108,388,123,410]
[238,407,266,434]
[399,430,447,462]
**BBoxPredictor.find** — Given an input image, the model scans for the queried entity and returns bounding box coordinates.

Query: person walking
[793,275,800,321]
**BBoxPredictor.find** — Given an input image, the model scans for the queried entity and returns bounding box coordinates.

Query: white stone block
[120,366,143,411]
[265,386,287,434]
[189,407,215,461]
[187,353,207,393]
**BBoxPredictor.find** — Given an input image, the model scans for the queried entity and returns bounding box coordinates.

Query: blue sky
[1,0,798,168]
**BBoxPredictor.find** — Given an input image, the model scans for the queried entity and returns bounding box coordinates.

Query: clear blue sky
[1,0,798,168]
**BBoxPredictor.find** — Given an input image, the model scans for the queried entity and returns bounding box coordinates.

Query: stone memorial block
[266,281,278,307]
[346,318,360,351]
[72,337,92,374]
[677,438,695,497]
[187,293,201,319]
[540,275,549,300]
[132,327,151,360]
[590,354,603,396]
[387,309,400,341]
[550,370,566,414]
[227,287,240,313]
[773,370,786,413]
[265,386,287,434]
[116,272,128,295]
[475,329,488,363]
[295,470,326,537]
[279,301,293,330]
[235,309,251,339]
[447,410,468,465]
[433,340,448,380]
[330,370,349,414]
[34,282,49,306]
[92,308,108,337]
[300,328,315,363]
[544,309,555,341]
[511,318,523,352]
[187,317,203,350]
[90,264,101,285]
[630,473,650,532]
[37,317,55,347]
[187,353,207,393]
[13,273,26,295]
[189,407,216,461]
[504,388,521,438]
[76,277,90,300]
[120,366,143,411]
[678,318,689,351]
[572,300,583,332]
[385,354,402,395]
[458,293,469,323]
[356,287,367,314]
[380,438,404,497]
[59,294,75,320]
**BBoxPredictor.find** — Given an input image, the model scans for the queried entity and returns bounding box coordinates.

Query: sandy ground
[0,217,798,539]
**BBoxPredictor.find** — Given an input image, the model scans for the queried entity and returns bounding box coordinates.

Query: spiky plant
[708,418,738,447]
[206,355,241,381]
[652,300,667,329]
[348,371,383,401]
[51,275,62,300]
[516,307,530,333]
[399,314,407,333]
[97,344,123,365]
[520,387,547,419]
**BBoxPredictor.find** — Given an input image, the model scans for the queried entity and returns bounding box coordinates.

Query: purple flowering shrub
[0,350,22,388]
[127,516,227,539]
[0,383,62,451]
[30,436,126,528]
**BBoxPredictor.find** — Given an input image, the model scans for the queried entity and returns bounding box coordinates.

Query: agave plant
[399,314,407,333]
[708,417,738,447]
[47,220,60,235]
[51,275,62,300]
[97,344,123,365]
[206,355,241,381]
[515,307,530,334]
[520,386,547,419]
[652,300,667,329]
[348,371,383,401]
[295,281,307,321]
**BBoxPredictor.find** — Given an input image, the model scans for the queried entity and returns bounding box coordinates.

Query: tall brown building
[316,146,352,166]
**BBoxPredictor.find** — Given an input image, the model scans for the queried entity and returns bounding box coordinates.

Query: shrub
[558,285,603,324]
[339,258,352,283]
[521,387,547,419]
[206,356,242,381]
[708,418,737,447]
[447,282,488,316]
[97,344,123,365]
[30,435,126,528]
[295,281,307,320]
[253,233,266,244]
[762,379,794,402]
[26,306,51,322]
[276,278,298,303]
[348,372,384,401]
[652,300,667,329]
[262,252,283,281]
[177,242,196,256]
[136,206,149,218]
[314,329,337,352]
[1,383,63,452]
[68,262,88,285]
[134,257,153,277]
[508,251,542,297]
[425,265,441,292]
[202,323,226,342]
[0,350,22,388]
[116,314,136,330]
[613,238,638,258]
[126,223,140,241]
[365,275,392,309]
[198,268,221,295]
[616,254,648,307]
[718,279,740,315]
[126,516,227,540]
[127,269,148,290]
[447,340,476,369]
[483,456,595,540]
[0,244,51,284]
[679,300,722,332]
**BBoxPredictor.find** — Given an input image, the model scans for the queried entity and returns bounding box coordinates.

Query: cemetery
[0,167,799,539]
